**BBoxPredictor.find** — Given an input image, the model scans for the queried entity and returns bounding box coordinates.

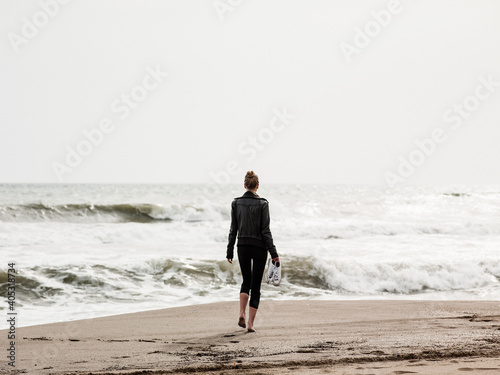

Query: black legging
[237,245,268,309]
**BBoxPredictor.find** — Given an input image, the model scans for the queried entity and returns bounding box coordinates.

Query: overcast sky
[1,0,499,185]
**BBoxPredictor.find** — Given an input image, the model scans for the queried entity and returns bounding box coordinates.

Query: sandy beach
[2,300,500,374]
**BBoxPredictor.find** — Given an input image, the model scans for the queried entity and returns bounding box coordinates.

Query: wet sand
[1,300,500,374]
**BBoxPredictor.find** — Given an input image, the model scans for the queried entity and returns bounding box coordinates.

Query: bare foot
[238,316,246,328]
[247,327,256,333]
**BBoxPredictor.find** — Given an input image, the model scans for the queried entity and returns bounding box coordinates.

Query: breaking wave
[0,202,227,223]
[3,256,500,310]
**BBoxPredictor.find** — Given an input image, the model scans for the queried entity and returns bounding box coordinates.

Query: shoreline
[2,300,500,374]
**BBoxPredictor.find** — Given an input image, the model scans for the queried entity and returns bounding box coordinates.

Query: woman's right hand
[272,257,280,263]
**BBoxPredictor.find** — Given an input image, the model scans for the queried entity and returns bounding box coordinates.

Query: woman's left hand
[272,257,280,263]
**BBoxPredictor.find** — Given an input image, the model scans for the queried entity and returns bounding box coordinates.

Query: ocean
[1,184,499,328]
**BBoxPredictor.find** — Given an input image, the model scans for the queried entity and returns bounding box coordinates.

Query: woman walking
[226,171,279,332]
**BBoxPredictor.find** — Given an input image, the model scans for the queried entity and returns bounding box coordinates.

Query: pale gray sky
[1,0,499,185]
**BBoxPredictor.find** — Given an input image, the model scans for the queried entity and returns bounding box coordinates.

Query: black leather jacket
[226,191,278,259]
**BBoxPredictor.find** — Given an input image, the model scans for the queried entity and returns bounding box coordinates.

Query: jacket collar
[242,190,260,198]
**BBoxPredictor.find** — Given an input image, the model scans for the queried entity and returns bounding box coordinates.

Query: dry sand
[1,300,500,374]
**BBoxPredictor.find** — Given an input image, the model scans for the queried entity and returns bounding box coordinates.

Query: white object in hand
[266,258,281,286]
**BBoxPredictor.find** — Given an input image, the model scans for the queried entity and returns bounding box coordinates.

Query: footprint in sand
[458,368,499,372]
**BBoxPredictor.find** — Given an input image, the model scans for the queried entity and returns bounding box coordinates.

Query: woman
[226,171,279,332]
